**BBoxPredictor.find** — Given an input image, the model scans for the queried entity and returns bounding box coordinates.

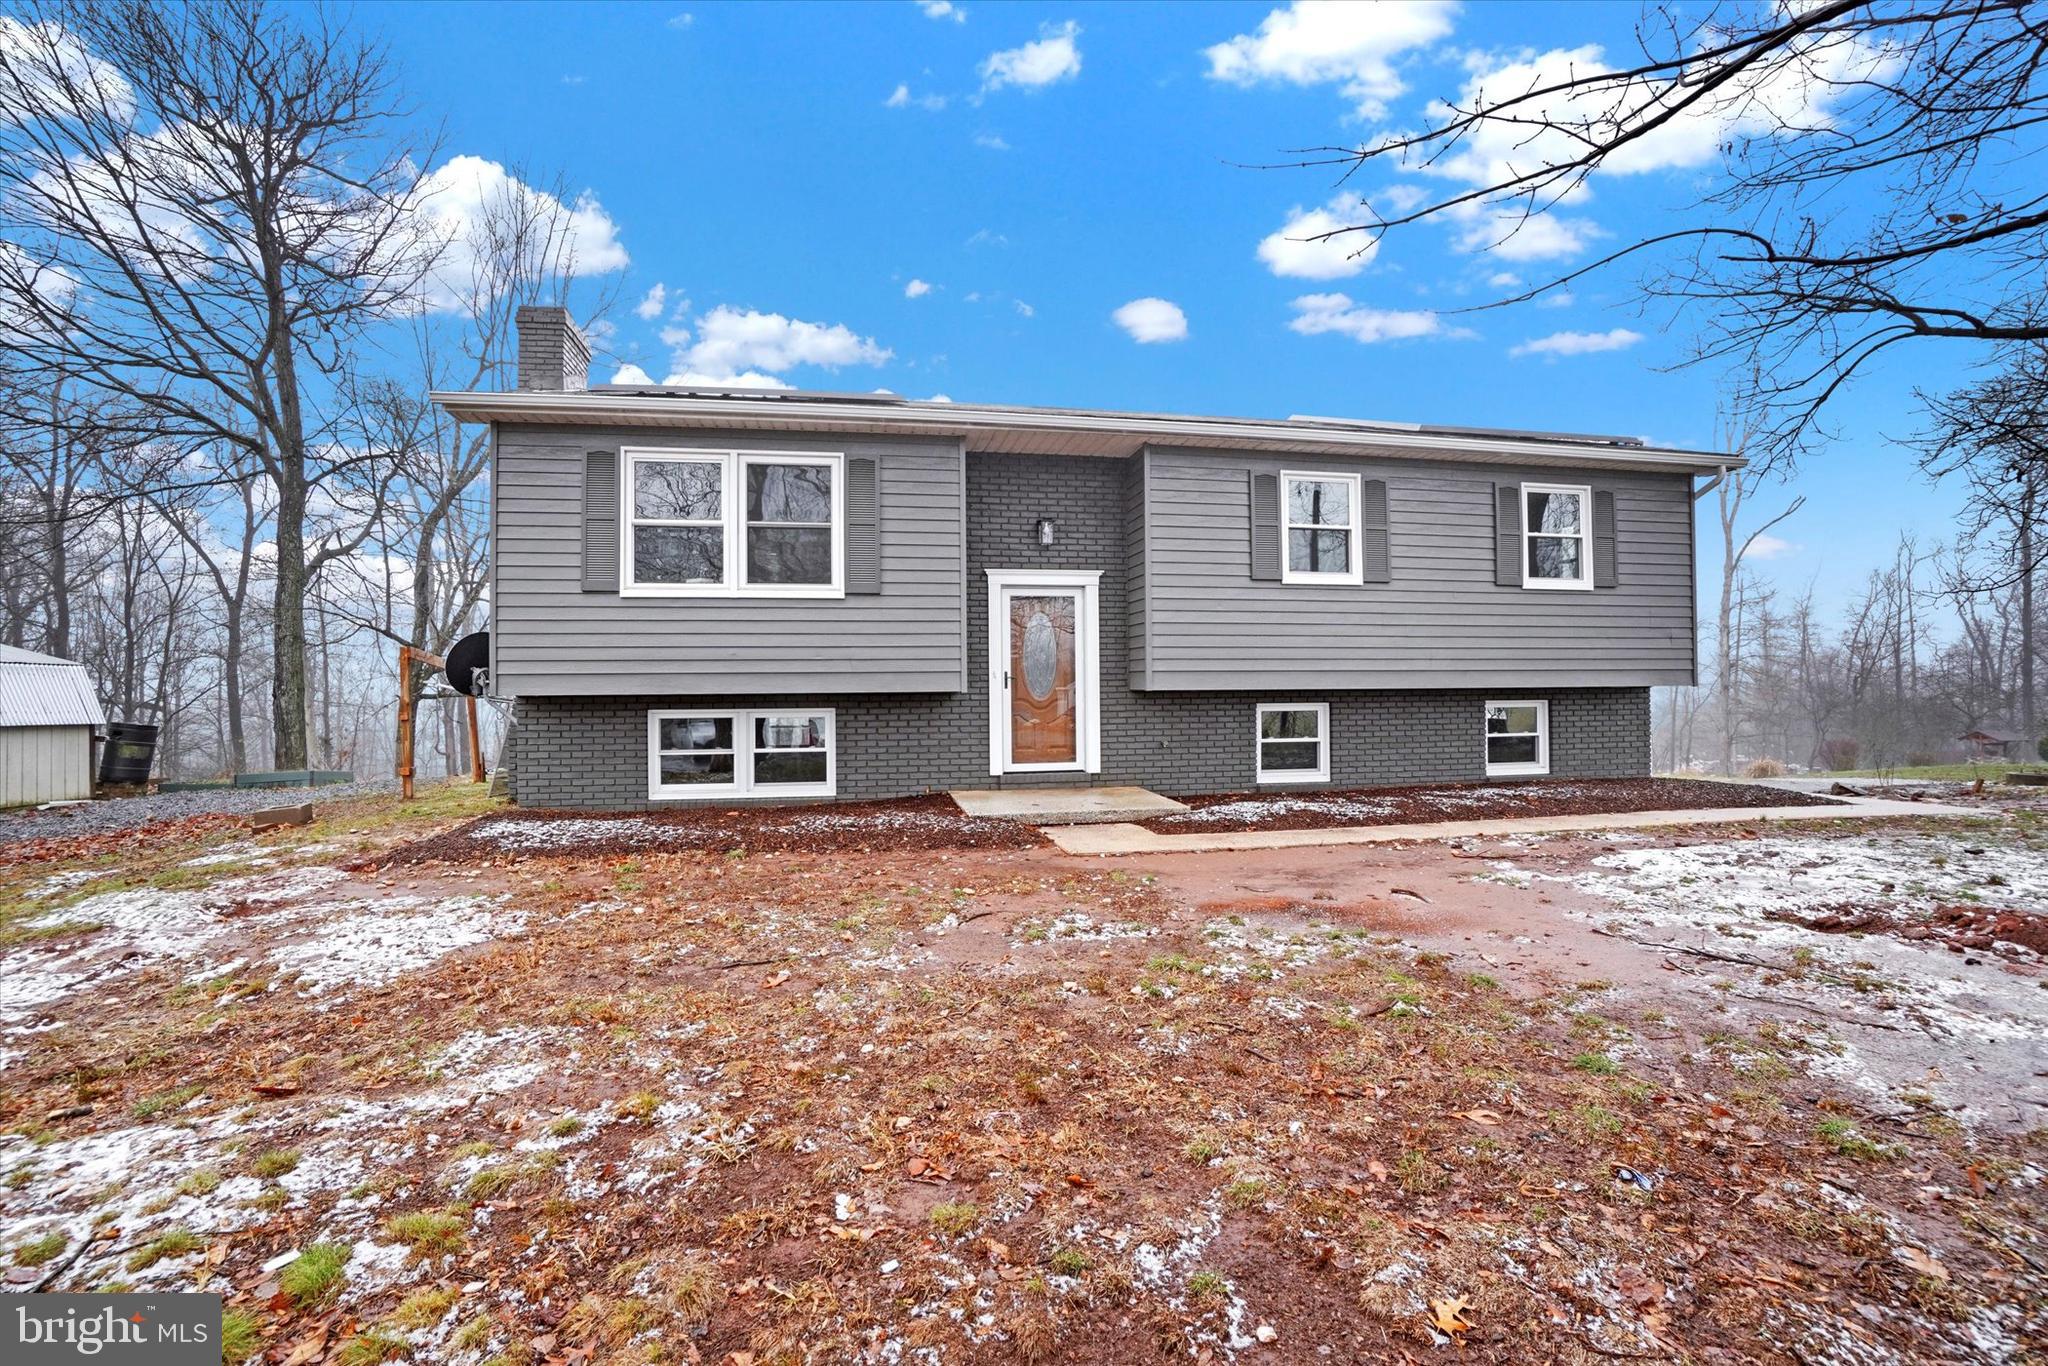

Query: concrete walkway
[1041,794,1981,855]
[951,785,1189,825]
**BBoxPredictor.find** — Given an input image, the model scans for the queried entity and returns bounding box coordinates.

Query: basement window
[649,708,836,799]
[1484,700,1549,777]
[1256,702,1330,784]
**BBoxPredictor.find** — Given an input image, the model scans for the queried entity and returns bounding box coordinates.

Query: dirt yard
[0,784,2042,1364]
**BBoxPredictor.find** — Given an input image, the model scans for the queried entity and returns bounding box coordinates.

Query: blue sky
[373,0,1982,620]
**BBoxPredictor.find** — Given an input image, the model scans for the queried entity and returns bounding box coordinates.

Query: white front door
[986,570,1102,776]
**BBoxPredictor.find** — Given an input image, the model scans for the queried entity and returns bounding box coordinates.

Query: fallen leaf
[1454,1109,1503,1126]
[761,970,790,989]
[1896,1246,1949,1282]
[1428,1295,1474,1335]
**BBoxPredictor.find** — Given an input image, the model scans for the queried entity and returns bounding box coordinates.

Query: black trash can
[98,722,159,785]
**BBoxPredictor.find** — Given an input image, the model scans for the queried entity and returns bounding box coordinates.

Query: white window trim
[1484,698,1550,777]
[620,447,846,599]
[1279,469,1365,586]
[985,569,1102,777]
[1255,702,1330,785]
[648,707,836,800]
[1520,481,1593,591]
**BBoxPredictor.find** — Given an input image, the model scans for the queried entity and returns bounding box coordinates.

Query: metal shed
[0,643,106,808]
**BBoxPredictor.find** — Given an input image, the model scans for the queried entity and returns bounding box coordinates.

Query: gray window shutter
[1592,488,1618,588]
[582,450,619,592]
[846,456,880,594]
[1250,472,1280,581]
[1360,478,1390,584]
[1494,483,1522,587]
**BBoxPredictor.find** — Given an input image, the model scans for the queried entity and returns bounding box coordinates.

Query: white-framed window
[648,707,835,799]
[1256,702,1330,784]
[623,448,844,597]
[1281,471,1363,585]
[1521,482,1592,590]
[1484,699,1549,777]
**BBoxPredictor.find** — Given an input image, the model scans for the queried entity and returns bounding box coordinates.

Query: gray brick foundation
[505,452,1650,809]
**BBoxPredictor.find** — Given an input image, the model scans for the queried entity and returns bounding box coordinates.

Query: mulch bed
[1140,776,1840,833]
[370,792,1047,865]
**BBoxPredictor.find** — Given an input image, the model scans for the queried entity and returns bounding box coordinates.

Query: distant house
[1959,726,2020,760]
[0,644,106,807]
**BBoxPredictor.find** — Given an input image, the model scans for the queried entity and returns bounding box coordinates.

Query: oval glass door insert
[1021,610,1058,699]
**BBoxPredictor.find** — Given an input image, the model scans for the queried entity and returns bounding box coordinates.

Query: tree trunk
[2022,496,2037,747]
[271,468,309,768]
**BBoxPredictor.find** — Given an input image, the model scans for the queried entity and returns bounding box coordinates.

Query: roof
[0,644,108,728]
[1961,727,2020,742]
[430,386,1740,477]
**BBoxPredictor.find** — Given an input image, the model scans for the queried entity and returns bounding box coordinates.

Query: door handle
[1003,670,1011,690]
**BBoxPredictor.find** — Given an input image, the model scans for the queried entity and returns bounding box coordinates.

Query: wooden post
[395,645,446,801]
[466,694,484,783]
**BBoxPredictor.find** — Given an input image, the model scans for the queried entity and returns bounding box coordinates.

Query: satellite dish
[445,631,491,697]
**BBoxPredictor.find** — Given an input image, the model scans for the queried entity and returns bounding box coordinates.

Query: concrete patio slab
[1040,795,1981,855]
[951,785,1189,825]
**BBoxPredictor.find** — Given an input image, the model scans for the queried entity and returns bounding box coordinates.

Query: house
[0,643,106,808]
[1959,727,2020,760]
[432,307,1733,810]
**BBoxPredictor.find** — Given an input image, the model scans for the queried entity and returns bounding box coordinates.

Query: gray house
[433,307,1732,810]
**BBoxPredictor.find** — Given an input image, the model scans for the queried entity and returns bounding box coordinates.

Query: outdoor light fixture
[1036,517,1056,547]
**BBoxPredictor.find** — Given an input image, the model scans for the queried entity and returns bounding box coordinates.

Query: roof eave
[430,390,1741,476]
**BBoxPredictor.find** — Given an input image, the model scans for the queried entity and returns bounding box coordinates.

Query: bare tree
[1712,417,1805,772]
[0,0,443,765]
[1916,342,2048,742]
[1286,0,2048,468]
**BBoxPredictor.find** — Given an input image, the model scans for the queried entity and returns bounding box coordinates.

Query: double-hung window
[649,707,835,799]
[1256,702,1330,784]
[624,449,843,596]
[1522,483,1592,589]
[1281,471,1362,585]
[1484,700,1549,777]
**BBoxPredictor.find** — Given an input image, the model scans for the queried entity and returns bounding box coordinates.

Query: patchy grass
[279,1243,349,1308]
[220,1309,262,1365]
[928,1202,980,1237]
[126,1228,201,1271]
[1817,1117,1903,1161]
[383,1209,466,1257]
[12,1231,66,1266]
[248,1149,300,1179]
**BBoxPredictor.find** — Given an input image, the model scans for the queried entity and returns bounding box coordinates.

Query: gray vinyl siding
[492,425,967,696]
[1142,446,1695,690]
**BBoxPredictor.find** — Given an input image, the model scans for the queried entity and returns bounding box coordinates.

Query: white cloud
[1452,204,1603,261]
[611,363,655,385]
[1257,197,1379,280]
[633,283,667,320]
[1744,532,1798,561]
[974,132,1010,150]
[411,156,630,312]
[886,83,947,111]
[1538,290,1574,308]
[1014,299,1034,318]
[924,393,954,402]
[1204,1,1456,120]
[658,323,691,348]
[661,369,793,390]
[0,17,135,124]
[920,1,966,21]
[1287,292,1454,343]
[980,20,1081,92]
[679,304,892,376]
[1507,327,1642,358]
[1486,270,1521,288]
[1112,297,1187,343]
[904,278,932,298]
[667,12,694,28]
[965,228,1008,248]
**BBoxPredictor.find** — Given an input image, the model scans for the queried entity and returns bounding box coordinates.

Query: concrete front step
[950,785,1190,825]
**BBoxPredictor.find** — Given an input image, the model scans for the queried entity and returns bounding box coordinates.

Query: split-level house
[432,306,1731,810]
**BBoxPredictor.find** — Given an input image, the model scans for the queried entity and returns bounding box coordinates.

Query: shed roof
[0,644,107,728]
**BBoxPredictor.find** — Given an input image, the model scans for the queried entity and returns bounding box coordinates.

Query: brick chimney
[514,305,591,392]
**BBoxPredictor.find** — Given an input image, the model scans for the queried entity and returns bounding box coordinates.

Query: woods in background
[0,0,605,782]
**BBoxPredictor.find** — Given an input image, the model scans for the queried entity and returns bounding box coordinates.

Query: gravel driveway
[0,779,397,841]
